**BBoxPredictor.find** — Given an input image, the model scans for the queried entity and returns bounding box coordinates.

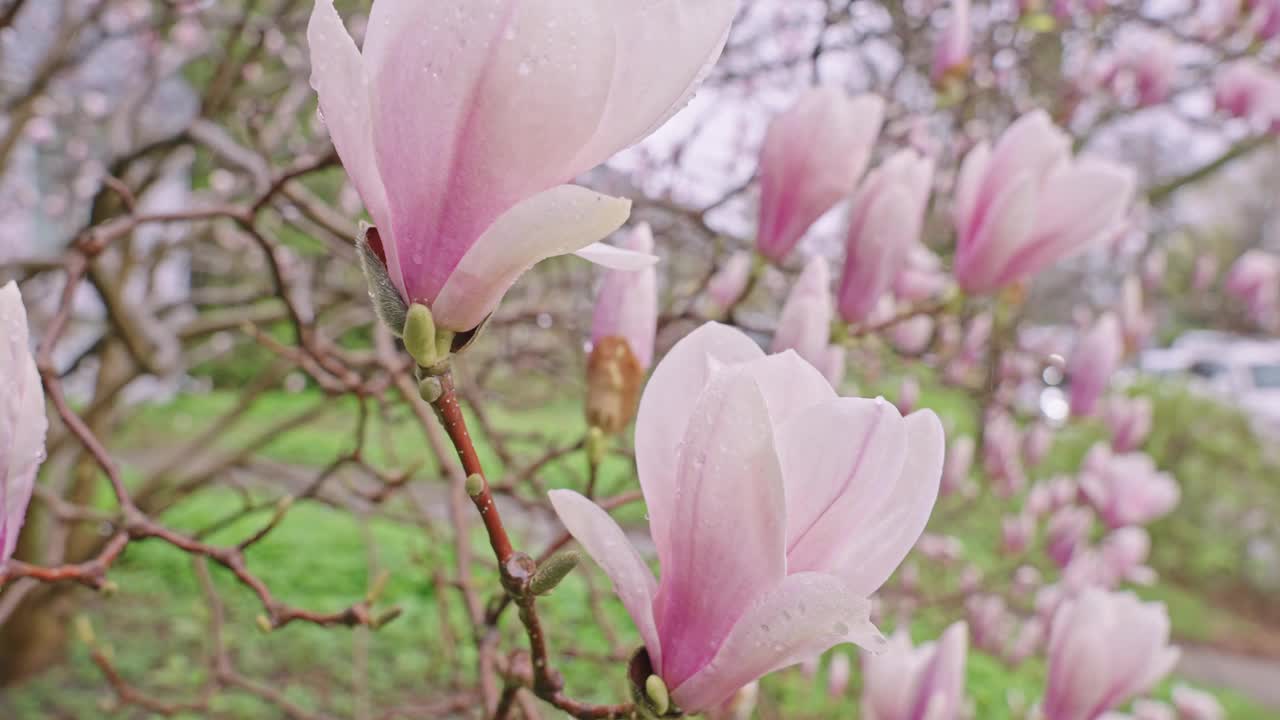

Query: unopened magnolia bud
[256,615,273,633]
[645,675,670,716]
[356,226,408,335]
[465,473,485,497]
[501,552,537,597]
[585,336,643,435]
[530,551,581,596]
[403,304,439,368]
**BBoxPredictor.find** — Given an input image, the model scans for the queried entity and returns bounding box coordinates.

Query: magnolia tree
[0,0,1277,718]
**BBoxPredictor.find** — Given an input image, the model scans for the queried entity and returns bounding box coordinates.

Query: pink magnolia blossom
[932,0,971,84]
[1100,526,1157,586]
[894,245,949,303]
[1067,312,1123,417]
[890,315,936,355]
[1191,253,1219,292]
[1042,590,1180,720]
[1104,396,1153,452]
[772,256,834,369]
[757,88,885,264]
[897,377,921,415]
[1224,250,1279,323]
[550,322,945,710]
[592,224,658,369]
[983,412,1026,497]
[1105,31,1179,107]
[1255,0,1280,42]
[827,652,852,697]
[1142,248,1167,291]
[1079,446,1180,529]
[952,111,1135,293]
[1023,423,1054,467]
[941,435,975,497]
[705,250,754,312]
[838,150,936,323]
[306,0,735,331]
[1214,60,1280,128]
[861,622,969,720]
[969,594,1015,654]
[1172,685,1224,720]
[819,345,847,387]
[1046,506,1093,568]
[1,282,48,567]
[1002,514,1035,555]
[1119,275,1154,350]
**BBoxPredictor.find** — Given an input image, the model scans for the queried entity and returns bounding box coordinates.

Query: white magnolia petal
[431,185,631,331]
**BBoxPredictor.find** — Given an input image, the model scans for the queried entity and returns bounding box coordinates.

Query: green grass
[5,379,1279,718]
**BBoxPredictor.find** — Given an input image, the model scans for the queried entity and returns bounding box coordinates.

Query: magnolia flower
[705,250,754,313]
[895,245,949,303]
[550,322,945,710]
[1042,590,1179,720]
[941,435,975,497]
[1171,684,1224,720]
[890,315,936,355]
[952,111,1135,293]
[1191,253,1219,292]
[932,0,971,84]
[819,345,847,388]
[1067,312,1123,417]
[757,88,885,264]
[1225,250,1280,324]
[592,224,658,369]
[1100,526,1157,586]
[1214,60,1280,128]
[1104,395,1153,452]
[307,0,736,332]
[1079,446,1180,529]
[897,377,921,415]
[838,150,935,323]
[1002,514,1035,555]
[1105,30,1180,107]
[1118,275,1154,350]
[1046,506,1093,568]
[2,282,48,566]
[983,412,1026,498]
[862,622,969,720]
[772,256,834,369]
[827,652,853,697]
[1023,423,1054,467]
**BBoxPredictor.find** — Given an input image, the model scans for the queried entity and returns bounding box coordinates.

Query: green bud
[1020,11,1056,33]
[465,473,485,497]
[256,615,274,633]
[75,616,95,645]
[402,304,438,368]
[529,551,581,596]
[585,426,607,466]
[419,376,443,403]
[645,674,670,716]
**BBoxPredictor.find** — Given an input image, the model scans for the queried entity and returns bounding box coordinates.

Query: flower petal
[306,0,400,296]
[956,171,1037,294]
[739,349,837,424]
[574,242,659,270]
[568,0,741,175]
[634,322,764,568]
[548,489,662,671]
[431,185,631,331]
[655,368,787,688]
[363,0,618,304]
[671,572,883,711]
[779,398,907,577]
[824,410,944,595]
[1,282,46,565]
[952,141,990,248]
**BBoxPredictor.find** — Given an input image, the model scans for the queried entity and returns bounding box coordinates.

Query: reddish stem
[430,370,515,564]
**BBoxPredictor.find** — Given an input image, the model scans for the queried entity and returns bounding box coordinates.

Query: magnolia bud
[585,336,644,434]
[530,551,582,596]
[403,304,439,368]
